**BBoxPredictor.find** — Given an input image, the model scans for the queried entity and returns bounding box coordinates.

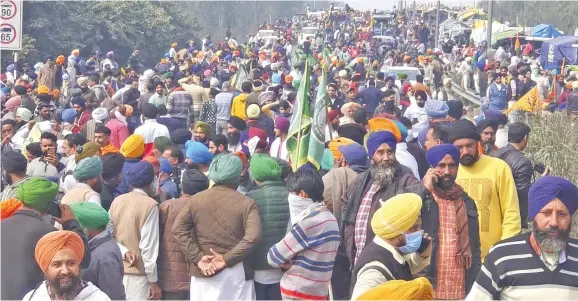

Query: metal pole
[13,52,18,80]
[434,0,440,48]
[486,0,493,47]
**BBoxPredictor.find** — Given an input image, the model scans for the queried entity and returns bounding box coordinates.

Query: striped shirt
[167,91,193,121]
[466,232,578,300]
[267,206,340,300]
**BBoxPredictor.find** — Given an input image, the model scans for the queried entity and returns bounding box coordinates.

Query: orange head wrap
[143,155,160,169]
[34,231,84,273]
[1,198,23,220]
[123,105,133,117]
[328,138,355,161]
[368,117,402,142]
[285,75,293,84]
[55,55,65,65]
[233,151,248,168]
[52,89,60,99]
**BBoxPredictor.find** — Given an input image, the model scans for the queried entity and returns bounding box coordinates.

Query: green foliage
[15,1,321,65]
[524,113,578,185]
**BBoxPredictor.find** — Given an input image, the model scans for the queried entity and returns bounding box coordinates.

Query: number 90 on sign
[0,7,12,17]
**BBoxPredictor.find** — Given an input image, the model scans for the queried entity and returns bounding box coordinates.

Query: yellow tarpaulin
[458,8,486,21]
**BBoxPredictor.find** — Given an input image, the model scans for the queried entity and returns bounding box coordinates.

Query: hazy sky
[342,0,477,11]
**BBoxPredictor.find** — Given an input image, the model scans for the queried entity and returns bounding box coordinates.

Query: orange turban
[368,117,402,142]
[100,143,118,156]
[233,151,248,168]
[34,231,84,273]
[52,89,60,99]
[123,105,133,117]
[285,75,293,84]
[426,49,433,55]
[1,198,23,220]
[56,55,65,65]
[328,137,355,161]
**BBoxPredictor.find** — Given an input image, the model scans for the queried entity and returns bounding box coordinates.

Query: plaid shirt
[434,197,466,300]
[167,90,194,120]
[354,183,380,264]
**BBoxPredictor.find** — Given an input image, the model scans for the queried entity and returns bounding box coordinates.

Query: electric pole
[434,0,440,48]
[486,0,494,47]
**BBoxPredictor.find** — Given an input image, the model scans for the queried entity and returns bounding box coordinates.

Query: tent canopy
[531,24,562,38]
[540,36,578,70]
[458,8,486,21]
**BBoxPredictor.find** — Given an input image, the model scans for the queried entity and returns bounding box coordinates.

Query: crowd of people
[1,4,578,301]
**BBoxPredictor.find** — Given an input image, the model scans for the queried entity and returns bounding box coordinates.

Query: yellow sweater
[456,154,521,261]
[231,93,248,120]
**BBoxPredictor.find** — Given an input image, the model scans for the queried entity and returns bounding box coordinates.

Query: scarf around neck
[432,183,472,268]
[288,193,321,225]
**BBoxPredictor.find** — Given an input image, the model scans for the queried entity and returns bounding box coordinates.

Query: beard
[371,160,396,186]
[436,174,456,190]
[460,153,478,166]
[228,131,241,145]
[417,101,425,108]
[48,273,82,299]
[530,221,569,253]
[194,136,208,143]
[481,141,494,154]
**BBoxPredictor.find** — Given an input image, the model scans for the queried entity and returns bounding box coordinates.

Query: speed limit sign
[0,0,17,20]
[0,0,20,50]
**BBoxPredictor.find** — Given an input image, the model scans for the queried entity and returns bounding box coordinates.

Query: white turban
[91,107,108,123]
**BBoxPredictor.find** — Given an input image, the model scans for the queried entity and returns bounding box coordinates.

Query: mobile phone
[46,200,62,218]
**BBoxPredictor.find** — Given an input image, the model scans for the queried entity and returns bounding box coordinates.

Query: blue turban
[126,161,155,188]
[425,99,449,119]
[62,108,77,123]
[73,157,103,182]
[483,109,508,126]
[185,141,213,164]
[71,97,86,108]
[392,120,408,141]
[365,131,397,157]
[528,176,578,220]
[426,144,460,167]
[159,158,172,174]
[338,143,369,167]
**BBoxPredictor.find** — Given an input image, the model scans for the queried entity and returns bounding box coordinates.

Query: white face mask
[287,193,317,225]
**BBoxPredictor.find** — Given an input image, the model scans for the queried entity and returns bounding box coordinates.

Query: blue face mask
[398,230,423,254]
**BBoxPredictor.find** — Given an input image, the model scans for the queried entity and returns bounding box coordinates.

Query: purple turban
[426,144,460,167]
[365,131,397,157]
[274,116,290,134]
[528,176,578,220]
[126,161,154,188]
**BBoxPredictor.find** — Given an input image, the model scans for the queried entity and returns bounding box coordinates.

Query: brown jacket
[322,166,359,225]
[158,197,190,292]
[172,185,262,280]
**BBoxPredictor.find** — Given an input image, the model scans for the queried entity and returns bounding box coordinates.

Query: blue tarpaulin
[531,24,562,38]
[540,36,578,70]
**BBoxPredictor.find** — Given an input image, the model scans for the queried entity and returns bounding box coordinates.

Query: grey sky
[342,0,477,11]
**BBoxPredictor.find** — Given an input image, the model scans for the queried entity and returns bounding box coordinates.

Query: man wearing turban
[1,177,91,300]
[227,116,249,155]
[351,193,432,300]
[100,153,124,211]
[23,231,109,300]
[193,121,212,147]
[61,157,103,206]
[418,144,482,299]
[449,119,520,260]
[109,160,162,300]
[70,203,126,300]
[342,131,422,266]
[71,97,92,135]
[467,176,578,300]
[134,103,170,157]
[245,154,289,299]
[117,134,145,195]
[173,153,262,300]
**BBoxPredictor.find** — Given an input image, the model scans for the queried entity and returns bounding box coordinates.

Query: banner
[287,60,312,171]
[307,48,331,169]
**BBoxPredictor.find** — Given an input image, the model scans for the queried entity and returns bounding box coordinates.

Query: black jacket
[420,191,482,294]
[489,144,532,224]
[1,210,91,300]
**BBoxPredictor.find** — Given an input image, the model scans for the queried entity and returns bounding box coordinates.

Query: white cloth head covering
[91,107,108,123]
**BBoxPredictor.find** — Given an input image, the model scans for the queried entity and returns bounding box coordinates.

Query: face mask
[398,230,423,254]
[287,193,315,225]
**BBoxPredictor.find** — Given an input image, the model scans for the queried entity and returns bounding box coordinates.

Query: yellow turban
[368,118,402,142]
[371,193,422,239]
[120,134,145,159]
[357,277,433,300]
[328,137,355,161]
[37,85,50,95]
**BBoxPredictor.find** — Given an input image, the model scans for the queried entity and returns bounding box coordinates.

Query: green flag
[307,48,331,170]
[231,59,249,93]
[286,60,312,171]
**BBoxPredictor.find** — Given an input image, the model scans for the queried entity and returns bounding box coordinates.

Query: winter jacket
[159,197,191,292]
[82,231,125,300]
[420,190,482,294]
[489,144,533,225]
[322,166,360,224]
[246,180,290,271]
[172,185,262,280]
[341,164,422,265]
[1,210,91,300]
